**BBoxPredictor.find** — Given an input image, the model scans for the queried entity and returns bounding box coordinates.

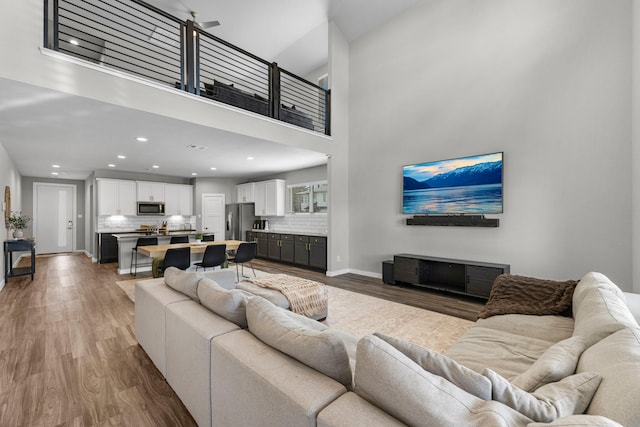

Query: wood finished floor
[0,253,484,426]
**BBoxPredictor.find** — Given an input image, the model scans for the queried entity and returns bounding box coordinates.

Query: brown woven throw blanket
[245,274,328,318]
[478,274,577,320]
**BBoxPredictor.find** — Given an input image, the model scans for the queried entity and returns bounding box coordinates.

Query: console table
[4,239,36,283]
[385,254,509,299]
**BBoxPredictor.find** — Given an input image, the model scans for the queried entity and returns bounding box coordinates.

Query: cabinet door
[237,183,255,203]
[137,181,165,202]
[118,181,137,216]
[294,235,309,265]
[393,256,422,284]
[256,235,268,258]
[178,185,193,216]
[308,237,327,270]
[280,235,295,263]
[267,233,281,260]
[264,180,285,216]
[165,184,193,216]
[466,265,504,298]
[254,181,266,216]
[98,180,119,215]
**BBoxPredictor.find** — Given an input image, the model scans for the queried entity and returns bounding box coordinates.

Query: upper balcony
[43,0,330,135]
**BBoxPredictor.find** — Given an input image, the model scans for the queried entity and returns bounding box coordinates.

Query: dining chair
[194,244,227,271]
[169,235,189,244]
[130,236,158,276]
[228,241,257,282]
[162,247,191,272]
[202,234,215,242]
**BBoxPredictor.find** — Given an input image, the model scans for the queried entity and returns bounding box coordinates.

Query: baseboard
[118,266,151,275]
[326,268,381,279]
[0,280,5,293]
[326,268,349,277]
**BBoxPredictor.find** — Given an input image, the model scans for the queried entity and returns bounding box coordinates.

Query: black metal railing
[44,0,330,135]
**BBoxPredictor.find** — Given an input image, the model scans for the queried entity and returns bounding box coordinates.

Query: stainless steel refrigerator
[225,203,257,241]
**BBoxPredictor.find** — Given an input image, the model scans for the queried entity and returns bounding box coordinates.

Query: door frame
[201,193,225,241]
[33,182,77,254]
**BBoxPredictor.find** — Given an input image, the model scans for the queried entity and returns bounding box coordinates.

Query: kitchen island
[112,232,196,275]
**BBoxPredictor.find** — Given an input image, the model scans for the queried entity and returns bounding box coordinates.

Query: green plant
[8,211,31,230]
[195,232,203,240]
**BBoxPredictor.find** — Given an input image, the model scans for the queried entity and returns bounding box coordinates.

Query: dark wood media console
[387,254,510,299]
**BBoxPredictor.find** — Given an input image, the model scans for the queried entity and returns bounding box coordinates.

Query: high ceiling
[0,0,418,181]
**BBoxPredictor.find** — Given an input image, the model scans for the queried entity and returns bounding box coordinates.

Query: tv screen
[403,152,503,215]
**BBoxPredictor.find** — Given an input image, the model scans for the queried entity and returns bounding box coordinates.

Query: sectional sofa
[135,269,640,426]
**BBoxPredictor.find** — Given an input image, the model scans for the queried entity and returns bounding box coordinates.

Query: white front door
[202,193,225,241]
[34,183,75,254]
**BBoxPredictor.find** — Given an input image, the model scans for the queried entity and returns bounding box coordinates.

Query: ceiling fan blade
[200,20,220,29]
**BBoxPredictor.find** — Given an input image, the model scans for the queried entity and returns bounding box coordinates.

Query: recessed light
[52,164,60,168]
[152,165,160,169]
[247,156,254,160]
[51,172,59,176]
[117,155,126,159]
[69,39,79,46]
[210,167,217,171]
[136,137,148,142]
[191,172,197,176]
[108,164,116,168]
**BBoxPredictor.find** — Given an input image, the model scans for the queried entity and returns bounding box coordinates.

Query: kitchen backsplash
[262,214,328,235]
[97,215,196,231]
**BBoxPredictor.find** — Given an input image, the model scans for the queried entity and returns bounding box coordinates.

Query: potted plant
[8,211,31,239]
[195,232,203,243]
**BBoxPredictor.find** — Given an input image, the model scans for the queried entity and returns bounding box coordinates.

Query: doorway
[34,183,76,254]
[201,193,225,241]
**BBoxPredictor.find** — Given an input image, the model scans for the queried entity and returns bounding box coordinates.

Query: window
[288,181,328,213]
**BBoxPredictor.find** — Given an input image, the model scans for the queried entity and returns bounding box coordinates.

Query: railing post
[269,62,281,120]
[53,0,59,51]
[325,89,331,136]
[185,20,196,94]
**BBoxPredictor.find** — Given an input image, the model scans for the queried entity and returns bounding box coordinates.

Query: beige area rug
[116,274,473,352]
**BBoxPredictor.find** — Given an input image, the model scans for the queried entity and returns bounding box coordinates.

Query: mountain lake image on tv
[403,152,503,215]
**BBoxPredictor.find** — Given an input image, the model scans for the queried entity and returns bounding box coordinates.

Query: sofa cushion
[527,415,624,426]
[484,369,602,423]
[445,326,554,379]
[576,327,640,426]
[317,392,406,427]
[197,277,250,328]
[476,314,574,343]
[572,272,627,311]
[164,267,203,302]
[374,332,491,400]
[510,336,587,392]
[572,286,638,347]
[354,335,532,427]
[246,296,352,388]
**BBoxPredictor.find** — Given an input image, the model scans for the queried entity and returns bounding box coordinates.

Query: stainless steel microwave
[137,201,165,216]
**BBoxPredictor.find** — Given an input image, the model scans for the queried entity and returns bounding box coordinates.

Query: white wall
[348,0,633,288]
[633,0,640,293]
[0,143,23,290]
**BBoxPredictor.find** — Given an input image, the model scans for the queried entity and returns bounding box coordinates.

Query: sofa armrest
[317,392,406,427]
[623,291,640,324]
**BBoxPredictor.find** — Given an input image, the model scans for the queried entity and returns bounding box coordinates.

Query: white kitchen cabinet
[237,182,255,203]
[98,179,136,216]
[165,184,193,216]
[254,179,285,216]
[136,181,165,202]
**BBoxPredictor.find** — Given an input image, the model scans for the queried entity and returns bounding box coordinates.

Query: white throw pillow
[246,296,352,388]
[374,332,492,400]
[197,277,249,328]
[164,267,203,301]
[510,336,587,392]
[484,369,602,423]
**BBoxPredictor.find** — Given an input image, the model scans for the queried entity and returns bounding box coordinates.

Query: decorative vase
[13,230,23,239]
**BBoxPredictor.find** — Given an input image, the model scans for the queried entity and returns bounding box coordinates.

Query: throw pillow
[484,369,602,423]
[478,274,577,319]
[354,336,533,426]
[246,296,352,388]
[374,332,492,400]
[197,278,249,328]
[527,414,624,426]
[164,267,203,302]
[510,336,587,392]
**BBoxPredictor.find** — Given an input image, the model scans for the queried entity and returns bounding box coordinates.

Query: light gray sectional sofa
[135,269,640,427]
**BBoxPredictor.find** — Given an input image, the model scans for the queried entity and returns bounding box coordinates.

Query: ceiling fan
[190,11,220,29]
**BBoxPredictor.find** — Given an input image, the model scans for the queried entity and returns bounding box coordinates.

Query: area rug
[116,274,473,352]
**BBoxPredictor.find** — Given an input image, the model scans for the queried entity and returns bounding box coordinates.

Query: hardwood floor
[0,253,484,426]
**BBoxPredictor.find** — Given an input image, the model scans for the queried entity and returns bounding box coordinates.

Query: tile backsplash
[97,215,196,232]
[263,214,328,235]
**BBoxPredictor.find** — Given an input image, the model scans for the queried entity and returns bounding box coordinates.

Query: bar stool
[228,241,257,282]
[131,236,158,276]
[202,234,214,242]
[170,236,189,244]
[194,244,226,271]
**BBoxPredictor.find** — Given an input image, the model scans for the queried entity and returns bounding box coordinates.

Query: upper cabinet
[97,179,136,216]
[165,184,193,216]
[136,181,165,202]
[254,179,286,216]
[237,182,255,203]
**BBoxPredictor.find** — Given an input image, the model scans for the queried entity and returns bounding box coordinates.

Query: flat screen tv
[403,152,503,215]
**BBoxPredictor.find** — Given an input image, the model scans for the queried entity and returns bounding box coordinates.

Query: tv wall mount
[406,215,499,227]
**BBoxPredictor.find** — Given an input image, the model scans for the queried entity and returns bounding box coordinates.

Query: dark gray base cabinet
[248,231,326,271]
[392,254,509,299]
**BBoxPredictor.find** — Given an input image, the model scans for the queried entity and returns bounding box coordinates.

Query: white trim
[33,182,77,254]
[326,268,381,279]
